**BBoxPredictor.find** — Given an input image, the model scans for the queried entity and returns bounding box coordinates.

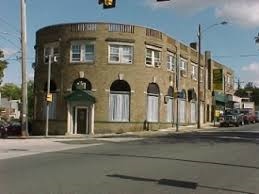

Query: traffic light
[46,93,53,103]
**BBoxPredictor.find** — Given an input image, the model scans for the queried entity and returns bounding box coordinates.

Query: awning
[214,91,227,103]
[65,90,96,103]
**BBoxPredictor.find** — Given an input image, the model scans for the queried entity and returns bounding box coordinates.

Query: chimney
[190,42,197,50]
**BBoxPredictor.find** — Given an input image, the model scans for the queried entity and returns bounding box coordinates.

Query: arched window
[166,86,174,122]
[147,83,160,122]
[72,78,92,91]
[109,80,131,122]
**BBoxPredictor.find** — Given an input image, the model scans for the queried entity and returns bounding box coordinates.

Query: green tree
[0,50,8,84]
[27,80,34,120]
[0,83,21,100]
[235,82,259,106]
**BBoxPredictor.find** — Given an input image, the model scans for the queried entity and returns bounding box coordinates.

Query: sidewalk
[94,122,219,138]
[0,122,218,160]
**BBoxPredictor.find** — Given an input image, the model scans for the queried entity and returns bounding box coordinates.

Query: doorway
[75,107,89,134]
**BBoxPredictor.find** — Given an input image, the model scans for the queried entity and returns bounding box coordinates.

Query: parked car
[7,120,22,136]
[255,111,259,123]
[240,109,256,124]
[219,109,244,127]
[0,120,8,138]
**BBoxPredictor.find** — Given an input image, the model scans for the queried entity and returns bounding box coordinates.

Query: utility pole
[197,24,201,129]
[175,46,179,132]
[20,0,28,136]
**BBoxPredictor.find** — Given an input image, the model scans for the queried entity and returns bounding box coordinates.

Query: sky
[1,0,259,87]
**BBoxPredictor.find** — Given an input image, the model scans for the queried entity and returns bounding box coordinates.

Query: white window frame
[180,57,187,71]
[145,45,162,68]
[108,42,133,64]
[70,41,95,63]
[147,94,159,122]
[166,97,174,122]
[44,42,60,64]
[167,52,176,72]
[109,92,130,122]
[191,63,198,80]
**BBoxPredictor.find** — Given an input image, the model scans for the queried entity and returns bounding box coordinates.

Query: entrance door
[76,107,88,134]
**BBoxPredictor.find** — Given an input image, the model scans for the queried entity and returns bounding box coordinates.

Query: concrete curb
[2,123,219,140]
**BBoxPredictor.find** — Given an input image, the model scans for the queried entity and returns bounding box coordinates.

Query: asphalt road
[0,124,258,194]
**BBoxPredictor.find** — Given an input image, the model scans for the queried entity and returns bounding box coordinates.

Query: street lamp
[197,21,227,129]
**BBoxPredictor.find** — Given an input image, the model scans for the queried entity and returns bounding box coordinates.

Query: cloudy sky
[1,0,259,87]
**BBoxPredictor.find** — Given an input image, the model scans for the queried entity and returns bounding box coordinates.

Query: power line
[0,34,20,49]
[214,54,259,58]
[0,17,20,35]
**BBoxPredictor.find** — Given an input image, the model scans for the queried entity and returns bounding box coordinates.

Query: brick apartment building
[32,22,235,135]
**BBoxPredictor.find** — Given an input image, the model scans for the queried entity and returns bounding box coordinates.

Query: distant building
[0,97,21,120]
[32,22,235,135]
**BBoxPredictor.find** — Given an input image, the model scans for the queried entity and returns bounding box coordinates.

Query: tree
[0,50,8,84]
[0,83,21,100]
[27,80,34,120]
[244,82,255,89]
[235,81,259,106]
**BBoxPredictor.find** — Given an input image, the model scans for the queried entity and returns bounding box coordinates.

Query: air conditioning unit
[154,62,161,67]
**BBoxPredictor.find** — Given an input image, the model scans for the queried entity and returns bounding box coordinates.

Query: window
[145,46,162,67]
[70,41,95,63]
[226,75,231,86]
[72,78,92,91]
[200,67,204,82]
[43,93,57,120]
[166,86,174,122]
[109,80,131,122]
[191,63,198,80]
[167,98,174,122]
[108,43,133,64]
[147,83,160,122]
[147,95,159,122]
[180,58,187,71]
[167,53,176,71]
[44,42,60,64]
[71,44,81,62]
[179,89,186,123]
[110,94,129,121]
[43,80,57,120]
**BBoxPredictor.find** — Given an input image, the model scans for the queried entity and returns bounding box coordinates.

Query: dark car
[7,121,22,136]
[256,111,259,123]
[0,120,8,138]
[219,109,244,127]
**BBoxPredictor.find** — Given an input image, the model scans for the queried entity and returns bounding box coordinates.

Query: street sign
[213,69,223,91]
